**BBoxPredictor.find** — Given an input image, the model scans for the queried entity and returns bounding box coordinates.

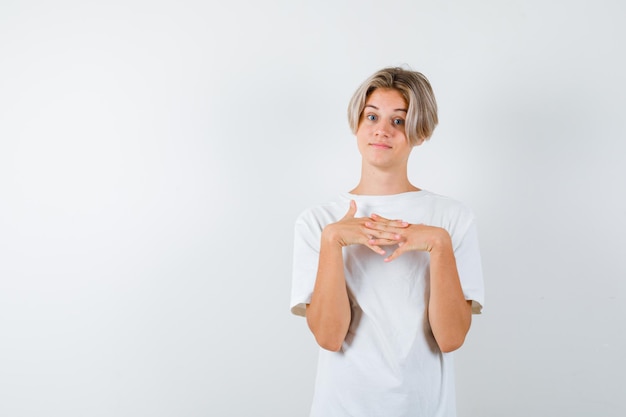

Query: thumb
[343,200,357,219]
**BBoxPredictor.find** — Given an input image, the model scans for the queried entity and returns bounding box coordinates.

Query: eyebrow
[364,104,407,113]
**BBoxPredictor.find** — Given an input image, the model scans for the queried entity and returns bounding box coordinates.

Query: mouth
[369,142,392,149]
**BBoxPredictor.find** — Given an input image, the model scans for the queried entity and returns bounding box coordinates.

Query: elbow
[438,337,465,353]
[432,303,473,353]
[308,321,346,352]
[306,307,349,352]
[315,336,344,352]
[433,320,470,353]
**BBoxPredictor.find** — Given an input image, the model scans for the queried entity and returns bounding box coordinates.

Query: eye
[366,114,377,121]
[393,118,405,126]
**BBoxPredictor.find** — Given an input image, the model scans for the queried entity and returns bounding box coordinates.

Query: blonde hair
[347,67,438,145]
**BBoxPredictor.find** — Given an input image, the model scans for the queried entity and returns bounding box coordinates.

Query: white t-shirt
[291,191,484,417]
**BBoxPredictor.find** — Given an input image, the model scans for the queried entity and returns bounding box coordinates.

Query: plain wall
[1,0,624,416]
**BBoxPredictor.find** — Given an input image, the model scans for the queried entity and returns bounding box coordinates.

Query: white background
[1,0,624,416]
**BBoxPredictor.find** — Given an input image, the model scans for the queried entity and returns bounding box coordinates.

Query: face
[356,88,420,171]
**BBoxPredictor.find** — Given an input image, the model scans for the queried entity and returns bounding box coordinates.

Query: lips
[369,142,392,149]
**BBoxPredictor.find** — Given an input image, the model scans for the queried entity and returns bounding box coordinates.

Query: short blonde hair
[347,67,438,145]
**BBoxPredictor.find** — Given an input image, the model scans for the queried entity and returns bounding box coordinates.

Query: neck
[350,164,419,195]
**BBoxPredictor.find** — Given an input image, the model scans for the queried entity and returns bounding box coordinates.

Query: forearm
[428,233,472,353]
[306,229,351,352]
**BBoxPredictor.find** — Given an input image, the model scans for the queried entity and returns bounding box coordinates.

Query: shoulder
[418,191,476,233]
[420,190,474,216]
[295,195,348,223]
[294,196,348,230]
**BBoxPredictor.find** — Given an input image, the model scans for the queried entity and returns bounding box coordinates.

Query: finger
[364,224,403,240]
[370,213,388,219]
[393,220,410,228]
[384,246,406,262]
[368,237,401,246]
[343,200,357,220]
[371,213,403,223]
[369,214,409,228]
[365,244,386,256]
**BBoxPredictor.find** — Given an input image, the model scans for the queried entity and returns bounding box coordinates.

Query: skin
[305,88,472,353]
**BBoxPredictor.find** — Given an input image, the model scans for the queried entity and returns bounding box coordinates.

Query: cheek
[355,134,369,154]
[355,128,367,143]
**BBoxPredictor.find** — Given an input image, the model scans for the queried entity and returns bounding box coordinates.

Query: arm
[426,231,472,353]
[305,228,352,352]
[368,215,472,353]
[306,201,399,351]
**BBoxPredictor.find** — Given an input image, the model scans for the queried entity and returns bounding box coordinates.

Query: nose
[375,123,390,137]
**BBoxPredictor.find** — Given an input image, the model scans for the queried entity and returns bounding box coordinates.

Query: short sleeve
[290,213,322,317]
[452,217,485,314]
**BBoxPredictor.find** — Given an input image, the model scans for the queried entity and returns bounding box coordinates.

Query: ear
[413,137,426,147]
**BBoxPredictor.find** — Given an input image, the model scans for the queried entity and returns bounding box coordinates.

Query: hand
[365,213,451,262]
[323,201,403,256]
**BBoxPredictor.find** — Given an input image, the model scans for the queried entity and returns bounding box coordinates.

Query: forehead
[365,88,407,108]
